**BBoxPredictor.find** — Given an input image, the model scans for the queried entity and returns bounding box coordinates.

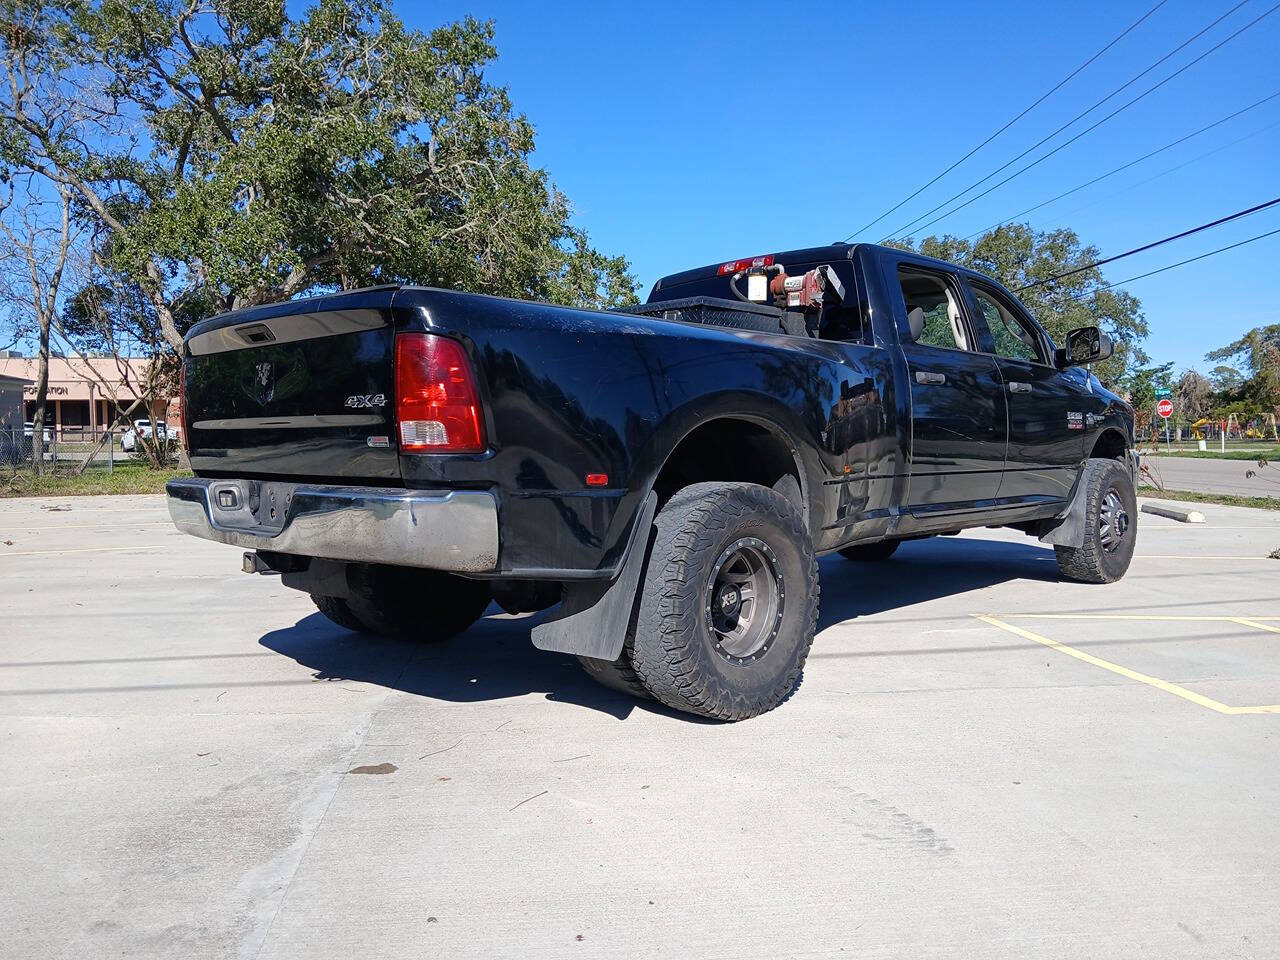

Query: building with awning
[0,355,177,440]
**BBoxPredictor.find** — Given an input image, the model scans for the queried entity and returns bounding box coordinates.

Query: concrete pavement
[1,494,1279,959]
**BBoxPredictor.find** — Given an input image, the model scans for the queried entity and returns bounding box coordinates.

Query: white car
[23,421,53,443]
[120,419,168,452]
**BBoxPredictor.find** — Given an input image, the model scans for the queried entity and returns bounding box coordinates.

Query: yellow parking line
[995,614,1272,622]
[0,545,167,558]
[1233,618,1280,635]
[994,614,1280,632]
[973,614,1280,716]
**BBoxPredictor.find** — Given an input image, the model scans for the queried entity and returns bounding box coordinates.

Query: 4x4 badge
[345,394,386,409]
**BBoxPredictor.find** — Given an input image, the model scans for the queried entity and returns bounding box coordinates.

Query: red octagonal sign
[1157,398,1174,419]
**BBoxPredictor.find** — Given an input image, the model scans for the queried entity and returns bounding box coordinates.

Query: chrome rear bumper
[166,477,498,572]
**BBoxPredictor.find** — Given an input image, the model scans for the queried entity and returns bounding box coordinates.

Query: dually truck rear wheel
[628,482,818,721]
[577,633,653,700]
[312,566,492,640]
[311,594,369,633]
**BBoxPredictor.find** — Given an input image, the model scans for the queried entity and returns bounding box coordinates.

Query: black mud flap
[530,492,657,661]
[1038,471,1088,548]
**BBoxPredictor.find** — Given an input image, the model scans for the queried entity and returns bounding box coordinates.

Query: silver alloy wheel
[1099,488,1130,553]
[705,537,784,663]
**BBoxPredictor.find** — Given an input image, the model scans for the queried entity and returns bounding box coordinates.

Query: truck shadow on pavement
[817,536,1061,632]
[258,536,1062,720]
[258,609,705,721]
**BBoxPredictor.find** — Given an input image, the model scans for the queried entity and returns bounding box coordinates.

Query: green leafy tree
[1209,364,1245,393]
[893,223,1147,386]
[1,0,636,356]
[1205,324,1280,418]
[1121,362,1174,433]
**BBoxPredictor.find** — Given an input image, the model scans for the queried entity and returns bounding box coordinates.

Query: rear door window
[897,267,974,351]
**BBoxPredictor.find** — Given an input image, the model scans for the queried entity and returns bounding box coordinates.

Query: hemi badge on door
[366,436,390,448]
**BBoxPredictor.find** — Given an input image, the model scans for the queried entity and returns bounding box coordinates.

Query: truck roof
[648,242,1008,304]
[650,243,858,297]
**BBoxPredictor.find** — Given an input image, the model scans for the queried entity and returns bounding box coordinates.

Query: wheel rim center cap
[717,585,741,616]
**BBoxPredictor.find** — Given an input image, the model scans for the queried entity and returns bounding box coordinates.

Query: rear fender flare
[627,391,823,529]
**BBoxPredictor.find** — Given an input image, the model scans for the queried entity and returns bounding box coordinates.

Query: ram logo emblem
[252,362,275,405]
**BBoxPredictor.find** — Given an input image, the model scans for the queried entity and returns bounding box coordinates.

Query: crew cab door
[962,279,1083,502]
[889,258,1006,514]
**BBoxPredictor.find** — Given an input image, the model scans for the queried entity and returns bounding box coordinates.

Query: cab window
[897,267,972,351]
[970,284,1045,364]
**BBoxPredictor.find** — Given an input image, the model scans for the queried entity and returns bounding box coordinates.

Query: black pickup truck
[167,242,1137,720]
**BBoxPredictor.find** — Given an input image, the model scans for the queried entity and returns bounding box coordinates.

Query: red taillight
[717,254,775,275]
[394,333,486,453]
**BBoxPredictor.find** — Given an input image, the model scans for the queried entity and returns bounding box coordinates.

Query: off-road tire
[629,482,819,721]
[577,634,653,700]
[838,539,901,562]
[311,594,368,632]
[314,566,492,640]
[1055,458,1137,584]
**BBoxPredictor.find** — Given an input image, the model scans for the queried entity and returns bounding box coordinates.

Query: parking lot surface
[2,494,1278,959]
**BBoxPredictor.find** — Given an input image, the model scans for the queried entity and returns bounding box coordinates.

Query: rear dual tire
[580,482,818,721]
[312,566,492,641]
[577,635,652,700]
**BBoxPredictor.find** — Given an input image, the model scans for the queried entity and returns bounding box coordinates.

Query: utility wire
[1065,226,1280,300]
[964,89,1280,240]
[1015,196,1280,291]
[1052,117,1280,222]
[843,0,1169,240]
[880,0,1280,240]
[879,0,1264,242]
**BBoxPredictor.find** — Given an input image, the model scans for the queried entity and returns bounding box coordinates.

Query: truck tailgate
[184,290,400,481]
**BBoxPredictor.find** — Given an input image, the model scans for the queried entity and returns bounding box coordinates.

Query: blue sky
[415,0,1279,373]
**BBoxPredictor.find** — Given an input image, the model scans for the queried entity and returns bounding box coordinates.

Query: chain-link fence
[0,426,144,475]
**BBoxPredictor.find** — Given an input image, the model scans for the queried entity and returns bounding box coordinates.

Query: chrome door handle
[914,371,946,385]
[1008,382,1032,394]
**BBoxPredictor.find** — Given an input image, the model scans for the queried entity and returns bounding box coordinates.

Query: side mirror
[1056,325,1112,368]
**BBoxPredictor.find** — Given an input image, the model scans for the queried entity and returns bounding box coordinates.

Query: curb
[1140,500,1206,524]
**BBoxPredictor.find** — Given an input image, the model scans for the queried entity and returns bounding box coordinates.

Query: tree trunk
[29,320,51,477]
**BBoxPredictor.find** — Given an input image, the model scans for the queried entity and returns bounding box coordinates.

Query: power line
[842,0,1169,241]
[1052,117,1280,222]
[1015,196,1280,291]
[879,0,1267,242]
[964,89,1280,241]
[885,2,1280,241]
[1065,226,1280,300]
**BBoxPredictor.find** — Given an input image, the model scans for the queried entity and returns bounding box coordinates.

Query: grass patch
[1142,449,1275,461]
[1138,485,1280,511]
[0,462,189,497]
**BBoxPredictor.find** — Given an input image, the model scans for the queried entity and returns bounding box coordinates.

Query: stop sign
[1157,398,1173,419]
